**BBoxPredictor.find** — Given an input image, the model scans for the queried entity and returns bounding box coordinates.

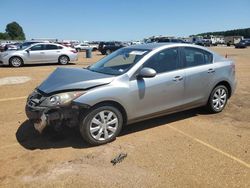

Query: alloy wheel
[90,110,118,141]
[212,88,227,111]
[59,56,68,64]
[11,57,22,67]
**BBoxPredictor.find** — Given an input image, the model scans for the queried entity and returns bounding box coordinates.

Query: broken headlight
[41,91,86,107]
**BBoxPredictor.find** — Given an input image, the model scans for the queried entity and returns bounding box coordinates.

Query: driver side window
[143,47,179,74]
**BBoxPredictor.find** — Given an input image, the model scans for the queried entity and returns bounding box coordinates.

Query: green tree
[5,21,25,40]
[0,32,10,40]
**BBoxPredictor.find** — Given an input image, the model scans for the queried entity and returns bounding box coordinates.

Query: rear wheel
[80,105,123,145]
[9,57,23,67]
[207,85,228,113]
[58,55,69,65]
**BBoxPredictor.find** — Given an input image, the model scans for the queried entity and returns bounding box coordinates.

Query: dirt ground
[0,48,249,188]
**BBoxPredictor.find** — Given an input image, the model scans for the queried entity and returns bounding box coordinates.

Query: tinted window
[45,44,58,50]
[182,47,213,68]
[30,44,44,51]
[143,48,179,74]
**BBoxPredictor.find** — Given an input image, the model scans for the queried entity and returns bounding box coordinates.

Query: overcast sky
[1,0,250,41]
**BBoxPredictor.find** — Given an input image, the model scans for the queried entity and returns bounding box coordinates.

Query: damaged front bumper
[25,90,89,133]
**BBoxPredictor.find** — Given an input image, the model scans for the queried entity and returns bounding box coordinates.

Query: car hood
[38,67,115,94]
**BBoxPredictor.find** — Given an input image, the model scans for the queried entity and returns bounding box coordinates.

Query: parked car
[74,43,91,52]
[19,41,47,49]
[4,42,22,51]
[156,38,186,43]
[235,39,250,48]
[98,41,126,55]
[25,43,236,145]
[87,42,99,51]
[0,43,77,67]
[195,39,211,47]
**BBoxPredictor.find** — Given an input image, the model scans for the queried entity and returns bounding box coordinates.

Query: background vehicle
[235,39,250,48]
[195,39,211,46]
[25,43,236,145]
[0,43,77,67]
[98,41,126,55]
[224,36,243,46]
[19,41,47,49]
[74,43,91,52]
[156,37,186,43]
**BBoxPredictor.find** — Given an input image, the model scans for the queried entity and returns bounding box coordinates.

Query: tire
[101,50,106,55]
[58,55,69,65]
[80,105,123,145]
[9,56,23,67]
[207,85,228,113]
[76,48,81,52]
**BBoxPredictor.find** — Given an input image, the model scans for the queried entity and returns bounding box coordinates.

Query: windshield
[88,48,150,75]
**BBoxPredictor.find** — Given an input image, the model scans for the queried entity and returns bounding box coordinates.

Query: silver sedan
[26,43,237,145]
[0,43,78,67]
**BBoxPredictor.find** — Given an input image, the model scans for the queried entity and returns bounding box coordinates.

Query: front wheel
[207,85,228,113]
[58,55,69,65]
[80,105,123,145]
[9,57,23,67]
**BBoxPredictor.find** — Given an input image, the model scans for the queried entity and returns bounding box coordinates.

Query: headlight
[42,91,86,107]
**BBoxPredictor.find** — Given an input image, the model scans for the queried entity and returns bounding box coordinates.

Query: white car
[74,43,91,52]
[0,43,78,67]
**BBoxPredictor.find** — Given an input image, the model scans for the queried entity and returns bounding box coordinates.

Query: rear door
[181,47,214,106]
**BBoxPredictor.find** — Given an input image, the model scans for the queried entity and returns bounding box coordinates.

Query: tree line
[196,28,250,38]
[0,22,25,40]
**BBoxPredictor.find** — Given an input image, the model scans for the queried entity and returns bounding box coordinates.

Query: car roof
[126,42,213,52]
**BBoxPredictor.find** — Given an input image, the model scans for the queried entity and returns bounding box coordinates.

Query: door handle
[173,76,183,81]
[207,68,215,73]
[40,52,45,54]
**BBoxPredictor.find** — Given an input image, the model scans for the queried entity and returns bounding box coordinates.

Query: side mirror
[26,49,30,53]
[137,67,156,79]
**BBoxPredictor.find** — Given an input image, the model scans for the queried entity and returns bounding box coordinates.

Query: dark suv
[156,38,186,43]
[98,41,126,55]
[235,39,250,48]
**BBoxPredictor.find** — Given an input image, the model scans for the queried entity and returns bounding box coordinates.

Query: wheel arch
[213,81,232,98]
[91,100,128,125]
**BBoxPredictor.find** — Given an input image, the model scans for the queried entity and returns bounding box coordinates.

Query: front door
[128,47,186,120]
[26,44,46,63]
